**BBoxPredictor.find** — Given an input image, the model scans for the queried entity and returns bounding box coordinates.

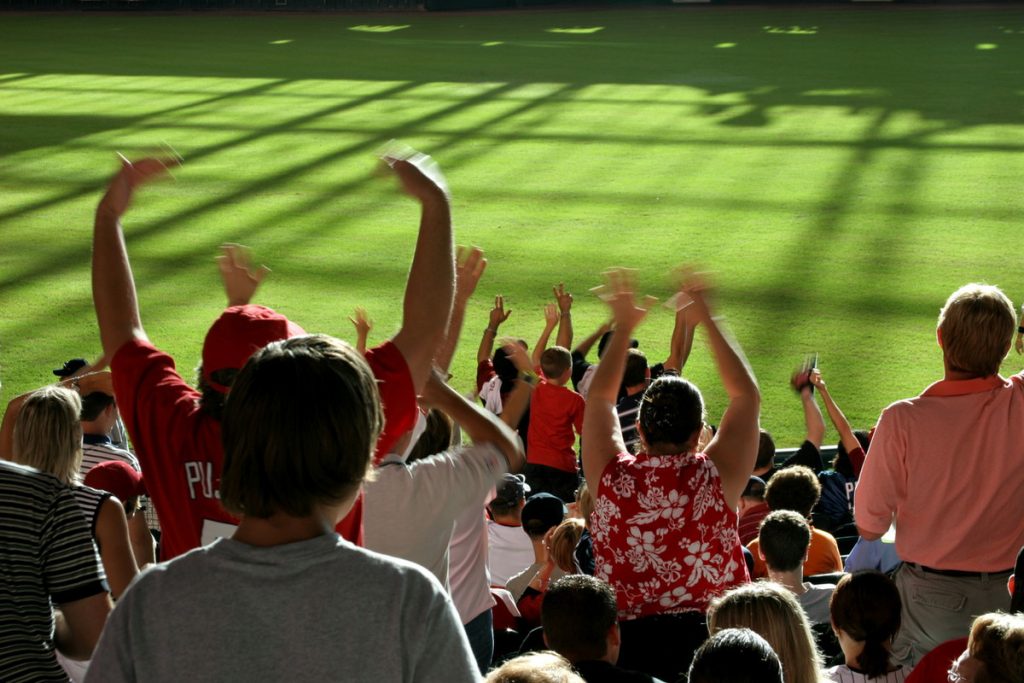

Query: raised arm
[690,273,761,509]
[553,283,574,350]
[93,157,178,359]
[532,304,559,370]
[499,341,537,438]
[477,295,511,365]
[582,271,654,497]
[799,384,826,449]
[385,150,454,394]
[572,319,611,361]
[217,243,269,307]
[420,369,526,472]
[810,369,863,460]
[349,307,372,356]
[663,304,697,373]
[435,246,486,374]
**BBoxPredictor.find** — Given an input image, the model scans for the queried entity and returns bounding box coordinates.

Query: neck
[645,442,691,456]
[766,568,805,594]
[232,504,346,547]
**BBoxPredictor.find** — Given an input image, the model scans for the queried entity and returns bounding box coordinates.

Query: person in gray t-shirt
[757,509,837,626]
[87,335,480,683]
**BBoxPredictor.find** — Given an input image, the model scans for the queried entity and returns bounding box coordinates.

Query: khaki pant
[891,562,1012,668]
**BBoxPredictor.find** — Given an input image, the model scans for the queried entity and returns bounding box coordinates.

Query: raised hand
[489,295,512,329]
[601,268,656,333]
[97,155,180,220]
[217,244,270,307]
[501,341,534,376]
[380,143,449,203]
[543,303,559,329]
[677,267,715,324]
[809,368,825,389]
[349,307,372,337]
[456,246,487,302]
[553,283,573,314]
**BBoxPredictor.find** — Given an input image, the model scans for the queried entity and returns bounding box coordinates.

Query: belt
[908,563,1013,579]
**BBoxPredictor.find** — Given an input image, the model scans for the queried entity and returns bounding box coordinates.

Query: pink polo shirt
[855,373,1024,571]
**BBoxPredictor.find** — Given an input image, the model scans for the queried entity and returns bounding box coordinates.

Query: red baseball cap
[201,305,306,393]
[84,461,146,501]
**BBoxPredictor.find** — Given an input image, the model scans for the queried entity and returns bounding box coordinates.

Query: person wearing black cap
[506,493,568,603]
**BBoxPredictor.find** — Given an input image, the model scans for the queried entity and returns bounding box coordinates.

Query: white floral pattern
[592,452,747,619]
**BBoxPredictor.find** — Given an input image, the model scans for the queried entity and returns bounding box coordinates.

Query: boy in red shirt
[525,346,585,502]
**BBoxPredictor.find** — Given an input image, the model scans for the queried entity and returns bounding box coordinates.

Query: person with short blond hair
[856,282,1024,667]
[485,651,585,683]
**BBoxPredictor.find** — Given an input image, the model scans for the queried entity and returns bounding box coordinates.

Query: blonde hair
[485,651,584,683]
[938,284,1015,377]
[13,386,83,485]
[970,612,1024,683]
[708,582,824,683]
[549,518,585,574]
[575,481,594,529]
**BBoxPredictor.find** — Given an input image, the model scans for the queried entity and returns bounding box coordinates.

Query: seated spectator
[573,482,595,576]
[87,335,479,681]
[541,575,663,683]
[737,475,770,545]
[75,371,140,476]
[91,151,449,559]
[827,571,907,682]
[809,369,868,532]
[13,386,139,599]
[757,510,836,626]
[488,474,537,588]
[485,651,585,683]
[524,343,585,503]
[708,582,825,683]
[508,495,570,628]
[615,349,649,455]
[748,466,843,579]
[688,628,784,683]
[946,612,1024,683]
[583,270,758,681]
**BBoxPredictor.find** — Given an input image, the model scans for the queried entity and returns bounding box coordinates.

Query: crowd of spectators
[2,148,1024,683]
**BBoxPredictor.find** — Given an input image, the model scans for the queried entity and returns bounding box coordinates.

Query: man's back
[87,535,478,682]
[856,373,1024,570]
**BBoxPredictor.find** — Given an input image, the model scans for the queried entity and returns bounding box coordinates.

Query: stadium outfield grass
[1,7,1023,446]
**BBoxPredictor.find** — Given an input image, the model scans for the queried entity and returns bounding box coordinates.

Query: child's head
[765,465,821,519]
[218,334,382,520]
[830,571,902,679]
[13,385,83,485]
[968,612,1024,683]
[622,349,649,389]
[541,346,572,383]
[708,582,822,683]
[937,283,1015,377]
[757,510,811,573]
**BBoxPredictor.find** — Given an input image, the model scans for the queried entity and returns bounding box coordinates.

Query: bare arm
[95,497,139,600]
[385,151,454,394]
[217,243,269,307]
[436,246,487,374]
[477,295,511,365]
[532,304,559,370]
[573,320,611,360]
[54,593,113,660]
[349,308,372,356]
[800,386,826,448]
[582,271,654,497]
[93,157,177,360]
[664,305,697,373]
[810,369,861,456]
[127,510,156,570]
[421,370,525,472]
[690,274,761,510]
[0,391,29,461]
[553,283,574,350]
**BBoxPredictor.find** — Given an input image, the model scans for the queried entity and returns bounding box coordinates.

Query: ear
[608,623,621,648]
[543,632,549,648]
[757,546,765,562]
[1009,575,1016,597]
[936,327,944,349]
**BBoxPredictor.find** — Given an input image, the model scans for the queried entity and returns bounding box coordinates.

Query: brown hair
[830,571,902,679]
[758,510,811,573]
[638,375,705,451]
[938,284,1015,377]
[219,335,382,519]
[541,575,618,662]
[756,430,776,470]
[13,386,83,484]
[708,582,824,683]
[970,612,1024,683]
[765,466,821,519]
[541,346,572,381]
[549,518,585,574]
[622,348,649,388]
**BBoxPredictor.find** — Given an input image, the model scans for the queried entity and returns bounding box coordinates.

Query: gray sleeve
[84,586,136,682]
[405,577,481,682]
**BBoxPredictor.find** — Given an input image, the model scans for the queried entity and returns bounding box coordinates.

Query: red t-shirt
[526,380,585,473]
[591,452,749,620]
[112,338,416,560]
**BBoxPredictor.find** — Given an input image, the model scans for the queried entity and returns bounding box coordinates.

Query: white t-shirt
[487,521,535,588]
[448,500,495,625]
[363,443,508,590]
[827,664,908,683]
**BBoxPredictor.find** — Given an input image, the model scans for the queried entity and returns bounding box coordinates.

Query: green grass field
[2,7,1023,446]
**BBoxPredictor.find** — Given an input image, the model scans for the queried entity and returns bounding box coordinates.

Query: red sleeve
[573,393,586,435]
[365,341,416,464]
[848,446,866,478]
[334,494,363,545]
[476,359,496,394]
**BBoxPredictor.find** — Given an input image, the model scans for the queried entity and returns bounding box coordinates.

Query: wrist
[485,326,498,335]
[518,370,538,387]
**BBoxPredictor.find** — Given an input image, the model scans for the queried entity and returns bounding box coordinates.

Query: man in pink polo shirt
[856,283,1024,667]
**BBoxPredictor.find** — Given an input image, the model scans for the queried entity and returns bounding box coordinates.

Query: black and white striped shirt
[0,461,108,682]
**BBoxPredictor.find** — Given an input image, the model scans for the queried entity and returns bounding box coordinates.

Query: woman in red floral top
[581,269,761,682]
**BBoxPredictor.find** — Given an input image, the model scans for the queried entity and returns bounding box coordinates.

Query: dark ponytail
[829,571,902,679]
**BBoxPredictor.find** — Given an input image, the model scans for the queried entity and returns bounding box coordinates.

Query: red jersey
[591,452,749,620]
[526,380,585,473]
[112,339,415,560]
